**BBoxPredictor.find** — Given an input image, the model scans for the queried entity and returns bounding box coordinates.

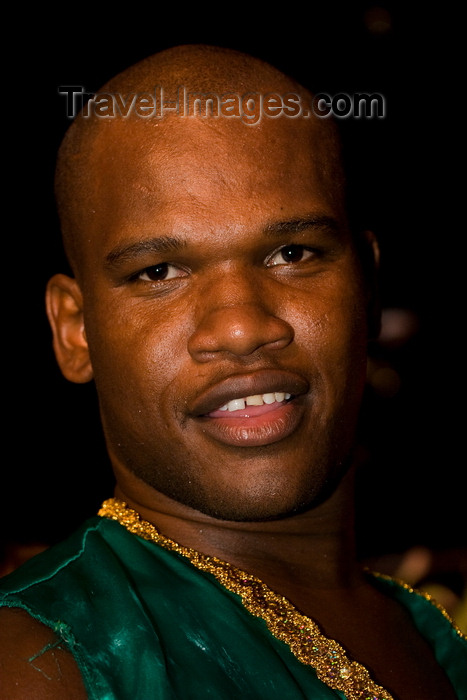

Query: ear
[360,230,381,341]
[45,274,93,383]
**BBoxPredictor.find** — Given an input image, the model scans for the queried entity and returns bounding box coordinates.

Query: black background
[4,5,464,562]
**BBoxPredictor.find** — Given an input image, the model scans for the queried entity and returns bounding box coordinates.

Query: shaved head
[54,44,345,278]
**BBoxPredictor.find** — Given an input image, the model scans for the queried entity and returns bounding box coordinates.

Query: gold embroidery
[99,498,397,699]
[368,572,466,641]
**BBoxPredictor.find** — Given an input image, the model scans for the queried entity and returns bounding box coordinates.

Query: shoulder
[0,606,88,699]
[0,518,114,598]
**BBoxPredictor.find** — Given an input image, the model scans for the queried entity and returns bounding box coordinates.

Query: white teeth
[218,392,292,413]
[227,398,246,411]
[246,394,264,406]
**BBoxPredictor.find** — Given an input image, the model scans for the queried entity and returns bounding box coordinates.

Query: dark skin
[0,47,458,699]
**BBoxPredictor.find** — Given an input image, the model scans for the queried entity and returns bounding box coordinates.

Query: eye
[266,244,315,266]
[137,262,187,282]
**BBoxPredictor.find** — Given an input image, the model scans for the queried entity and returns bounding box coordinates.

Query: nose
[187,276,294,362]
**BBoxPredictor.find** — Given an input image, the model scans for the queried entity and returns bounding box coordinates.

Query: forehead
[77,113,346,256]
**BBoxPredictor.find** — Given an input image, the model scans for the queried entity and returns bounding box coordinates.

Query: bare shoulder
[0,607,88,699]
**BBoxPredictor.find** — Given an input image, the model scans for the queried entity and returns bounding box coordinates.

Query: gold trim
[99,498,397,699]
[368,571,466,641]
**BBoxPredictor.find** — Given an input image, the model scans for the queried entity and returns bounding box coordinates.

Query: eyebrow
[105,236,186,269]
[104,215,342,270]
[262,215,341,237]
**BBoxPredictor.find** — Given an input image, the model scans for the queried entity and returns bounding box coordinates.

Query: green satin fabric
[1,516,466,699]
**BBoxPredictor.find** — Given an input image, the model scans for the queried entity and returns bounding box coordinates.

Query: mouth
[190,370,309,448]
[208,391,293,418]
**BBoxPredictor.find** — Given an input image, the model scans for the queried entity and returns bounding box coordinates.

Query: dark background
[4,5,463,564]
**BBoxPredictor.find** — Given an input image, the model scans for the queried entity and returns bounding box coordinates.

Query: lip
[190,369,309,416]
[189,369,309,447]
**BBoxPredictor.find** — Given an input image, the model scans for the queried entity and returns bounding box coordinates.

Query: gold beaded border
[368,571,466,641]
[98,498,393,700]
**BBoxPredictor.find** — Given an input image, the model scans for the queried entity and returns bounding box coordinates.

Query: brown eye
[280,245,307,263]
[138,263,186,281]
[267,245,314,266]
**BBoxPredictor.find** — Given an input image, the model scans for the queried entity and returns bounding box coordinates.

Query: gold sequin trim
[99,498,397,699]
[368,571,466,641]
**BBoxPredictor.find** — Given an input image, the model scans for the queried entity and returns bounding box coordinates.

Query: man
[1,44,465,699]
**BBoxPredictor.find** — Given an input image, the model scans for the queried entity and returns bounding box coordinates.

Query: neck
[113,467,361,594]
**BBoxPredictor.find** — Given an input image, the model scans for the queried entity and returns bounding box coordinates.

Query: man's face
[76,114,370,521]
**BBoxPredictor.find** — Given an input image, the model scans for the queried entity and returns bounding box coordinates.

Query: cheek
[291,281,369,394]
[84,297,191,415]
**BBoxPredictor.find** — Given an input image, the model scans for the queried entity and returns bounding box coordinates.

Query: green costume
[1,499,466,699]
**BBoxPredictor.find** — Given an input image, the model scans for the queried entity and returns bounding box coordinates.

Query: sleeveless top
[1,504,466,700]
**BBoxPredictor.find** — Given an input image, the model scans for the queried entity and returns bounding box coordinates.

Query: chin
[123,441,355,523]
[199,455,354,523]
[160,474,344,524]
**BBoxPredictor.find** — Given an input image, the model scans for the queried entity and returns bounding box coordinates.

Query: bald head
[102,44,303,96]
[55,44,345,277]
